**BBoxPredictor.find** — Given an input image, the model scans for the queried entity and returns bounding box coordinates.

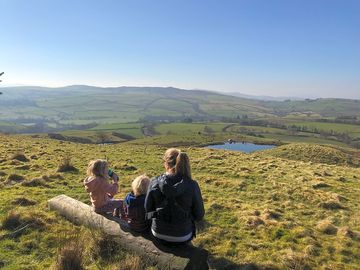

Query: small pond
[206,142,276,153]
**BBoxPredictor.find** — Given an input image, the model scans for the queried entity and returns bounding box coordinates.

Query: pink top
[84,176,118,209]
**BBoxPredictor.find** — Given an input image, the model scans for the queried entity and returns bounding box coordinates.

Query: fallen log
[48,195,209,270]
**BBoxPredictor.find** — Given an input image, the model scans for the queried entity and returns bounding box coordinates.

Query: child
[84,159,121,215]
[121,174,151,232]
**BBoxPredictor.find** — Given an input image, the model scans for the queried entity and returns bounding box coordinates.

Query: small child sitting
[84,159,121,215]
[120,174,151,232]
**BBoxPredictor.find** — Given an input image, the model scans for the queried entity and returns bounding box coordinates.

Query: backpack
[147,194,190,223]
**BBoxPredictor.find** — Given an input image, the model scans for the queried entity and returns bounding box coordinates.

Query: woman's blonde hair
[87,159,108,178]
[132,174,150,196]
[163,148,192,179]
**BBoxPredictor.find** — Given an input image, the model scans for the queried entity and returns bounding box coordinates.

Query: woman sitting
[145,148,205,245]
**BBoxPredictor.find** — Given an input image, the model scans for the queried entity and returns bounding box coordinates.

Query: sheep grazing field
[0,134,359,269]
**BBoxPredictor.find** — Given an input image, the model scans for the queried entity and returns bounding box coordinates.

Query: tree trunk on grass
[48,195,209,270]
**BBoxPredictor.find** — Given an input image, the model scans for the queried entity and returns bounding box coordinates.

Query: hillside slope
[0,86,359,131]
[0,86,272,126]
[0,134,359,269]
[263,143,360,167]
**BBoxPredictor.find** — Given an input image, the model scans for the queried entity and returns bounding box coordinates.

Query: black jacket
[123,193,150,232]
[145,173,205,237]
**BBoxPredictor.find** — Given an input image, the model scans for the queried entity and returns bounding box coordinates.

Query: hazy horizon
[1,0,359,99]
[2,83,359,100]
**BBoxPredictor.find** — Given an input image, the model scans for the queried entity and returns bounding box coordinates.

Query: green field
[1,86,359,127]
[0,133,359,269]
[89,123,144,138]
[33,120,357,150]
[287,121,360,138]
[154,122,229,135]
[1,86,359,150]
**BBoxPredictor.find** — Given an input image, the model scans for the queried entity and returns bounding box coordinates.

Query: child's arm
[84,178,91,193]
[103,180,119,197]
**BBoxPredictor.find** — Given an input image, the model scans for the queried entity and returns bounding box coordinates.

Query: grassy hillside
[0,134,359,269]
[264,144,360,167]
[1,86,359,129]
[260,98,360,118]
[1,85,359,149]
[0,86,272,126]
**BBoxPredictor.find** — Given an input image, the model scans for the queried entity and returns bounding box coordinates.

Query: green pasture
[154,122,229,135]
[287,121,360,138]
[0,134,359,269]
[90,123,143,138]
[262,98,360,117]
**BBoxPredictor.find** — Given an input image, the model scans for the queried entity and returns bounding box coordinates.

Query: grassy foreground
[0,134,359,269]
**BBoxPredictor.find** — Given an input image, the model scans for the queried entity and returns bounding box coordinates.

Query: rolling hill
[0,86,359,131]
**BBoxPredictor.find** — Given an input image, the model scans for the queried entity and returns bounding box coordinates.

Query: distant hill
[0,85,273,125]
[220,91,303,101]
[0,85,359,132]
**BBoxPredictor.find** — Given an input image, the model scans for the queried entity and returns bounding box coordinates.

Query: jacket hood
[84,176,98,192]
[125,192,146,207]
[158,174,187,198]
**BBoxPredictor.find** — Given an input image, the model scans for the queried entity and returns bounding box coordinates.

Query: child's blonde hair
[87,159,108,178]
[132,174,150,196]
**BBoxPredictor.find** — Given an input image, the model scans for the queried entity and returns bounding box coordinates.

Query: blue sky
[0,0,359,98]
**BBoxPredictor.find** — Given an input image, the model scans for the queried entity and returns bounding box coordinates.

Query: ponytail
[175,152,192,179]
[163,148,192,179]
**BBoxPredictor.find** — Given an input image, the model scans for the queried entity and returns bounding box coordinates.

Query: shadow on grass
[210,257,255,270]
[104,215,209,269]
[104,215,279,270]
[209,256,280,270]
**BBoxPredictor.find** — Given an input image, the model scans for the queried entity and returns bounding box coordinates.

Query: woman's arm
[191,181,205,222]
[145,185,155,213]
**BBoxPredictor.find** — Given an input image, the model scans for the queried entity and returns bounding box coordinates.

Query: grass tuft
[57,157,78,173]
[247,216,265,227]
[11,197,37,206]
[92,233,121,261]
[312,182,331,189]
[304,245,320,256]
[319,200,344,210]
[54,241,84,270]
[6,173,25,183]
[1,211,22,230]
[316,220,338,235]
[281,249,307,270]
[111,254,144,270]
[262,209,282,220]
[48,173,64,180]
[10,152,29,162]
[115,164,137,171]
[337,227,358,239]
[22,178,49,187]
